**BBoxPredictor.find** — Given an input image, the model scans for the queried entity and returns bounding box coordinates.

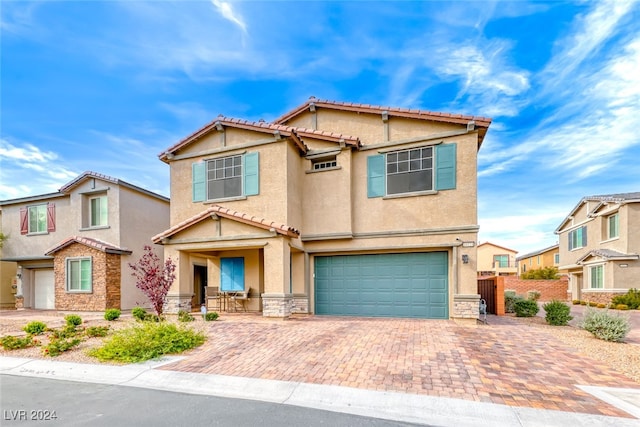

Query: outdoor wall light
[462,254,469,264]
[619,264,629,268]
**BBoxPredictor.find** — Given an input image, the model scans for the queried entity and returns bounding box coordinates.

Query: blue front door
[221,258,244,291]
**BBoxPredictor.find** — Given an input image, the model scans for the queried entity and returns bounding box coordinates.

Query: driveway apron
[160,314,639,418]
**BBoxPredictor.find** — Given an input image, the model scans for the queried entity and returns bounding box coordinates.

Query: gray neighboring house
[0,171,169,311]
[555,192,640,304]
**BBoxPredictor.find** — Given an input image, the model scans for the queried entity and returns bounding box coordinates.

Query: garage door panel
[315,252,448,319]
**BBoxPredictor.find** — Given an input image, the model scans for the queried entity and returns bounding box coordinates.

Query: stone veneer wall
[53,243,122,311]
[579,291,627,305]
[291,294,309,314]
[165,294,193,313]
[262,294,293,318]
[453,294,480,319]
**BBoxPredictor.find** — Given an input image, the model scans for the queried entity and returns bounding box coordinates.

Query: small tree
[129,245,176,316]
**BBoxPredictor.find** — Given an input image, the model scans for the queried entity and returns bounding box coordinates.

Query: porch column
[261,238,293,318]
[165,247,193,314]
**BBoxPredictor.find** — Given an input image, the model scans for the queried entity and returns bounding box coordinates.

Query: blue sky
[1,0,639,254]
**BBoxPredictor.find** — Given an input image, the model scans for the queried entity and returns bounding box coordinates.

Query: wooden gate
[477,277,497,315]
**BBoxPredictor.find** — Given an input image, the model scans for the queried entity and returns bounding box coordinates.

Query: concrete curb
[1,356,639,427]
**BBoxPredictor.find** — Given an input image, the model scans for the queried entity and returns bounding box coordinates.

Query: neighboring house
[555,192,640,304]
[477,242,518,276]
[0,172,169,311]
[153,97,491,320]
[516,244,560,276]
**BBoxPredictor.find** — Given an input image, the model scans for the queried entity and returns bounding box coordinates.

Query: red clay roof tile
[45,236,132,256]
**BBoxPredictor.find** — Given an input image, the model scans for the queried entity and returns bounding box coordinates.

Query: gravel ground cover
[1,310,638,384]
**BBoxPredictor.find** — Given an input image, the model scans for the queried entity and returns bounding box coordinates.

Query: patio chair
[206,286,222,311]
[229,289,249,312]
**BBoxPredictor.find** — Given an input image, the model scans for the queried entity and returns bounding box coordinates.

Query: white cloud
[210,0,247,34]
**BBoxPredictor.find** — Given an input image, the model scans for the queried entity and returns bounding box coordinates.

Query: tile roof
[274,96,493,129]
[576,249,639,264]
[152,205,300,243]
[477,241,519,253]
[584,192,640,202]
[45,236,132,256]
[516,244,559,261]
[58,171,169,202]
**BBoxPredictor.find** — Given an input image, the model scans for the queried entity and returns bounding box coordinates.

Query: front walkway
[160,314,639,418]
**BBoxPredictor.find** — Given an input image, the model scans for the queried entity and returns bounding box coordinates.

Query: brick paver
[160,314,639,418]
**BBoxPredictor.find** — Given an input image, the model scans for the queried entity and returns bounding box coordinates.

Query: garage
[34,269,55,309]
[314,252,448,319]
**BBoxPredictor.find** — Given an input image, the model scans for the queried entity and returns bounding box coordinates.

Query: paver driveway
[161,314,639,418]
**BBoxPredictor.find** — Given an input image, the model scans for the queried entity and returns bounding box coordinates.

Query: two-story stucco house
[477,242,518,276]
[516,244,560,277]
[555,192,640,304]
[153,98,491,320]
[0,172,170,311]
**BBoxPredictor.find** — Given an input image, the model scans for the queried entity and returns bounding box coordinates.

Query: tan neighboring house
[516,244,560,276]
[555,192,640,304]
[153,97,491,320]
[0,172,169,311]
[477,242,518,276]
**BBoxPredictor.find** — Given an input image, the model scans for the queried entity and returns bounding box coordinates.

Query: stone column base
[164,294,193,314]
[291,294,309,314]
[262,293,293,318]
[15,296,24,310]
[453,294,480,319]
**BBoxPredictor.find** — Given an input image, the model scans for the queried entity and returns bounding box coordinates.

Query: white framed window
[386,147,433,195]
[607,213,619,239]
[90,196,108,227]
[28,204,47,233]
[67,257,92,292]
[554,253,560,264]
[568,226,587,250]
[589,264,604,289]
[207,154,243,200]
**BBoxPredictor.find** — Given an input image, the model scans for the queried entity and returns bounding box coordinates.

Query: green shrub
[0,335,38,350]
[580,301,587,305]
[23,321,47,335]
[542,300,573,326]
[65,314,83,327]
[616,304,629,310]
[580,307,630,342]
[132,307,147,321]
[104,309,121,321]
[611,289,640,310]
[504,290,523,313]
[88,322,205,363]
[85,326,110,338]
[588,301,597,307]
[205,312,219,321]
[609,303,616,309]
[49,324,80,340]
[572,299,581,305]
[527,290,541,301]
[514,299,539,317]
[178,310,195,322]
[521,266,559,280]
[597,303,606,308]
[43,337,81,357]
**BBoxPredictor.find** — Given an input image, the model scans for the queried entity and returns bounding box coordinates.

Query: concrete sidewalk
[1,356,638,427]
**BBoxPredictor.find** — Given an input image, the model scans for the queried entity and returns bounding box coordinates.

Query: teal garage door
[314,252,448,319]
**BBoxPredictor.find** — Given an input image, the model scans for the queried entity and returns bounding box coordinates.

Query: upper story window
[90,196,108,227]
[192,152,259,202]
[20,203,55,235]
[367,144,456,198]
[568,226,587,250]
[312,158,337,171]
[208,155,243,200]
[493,255,509,268]
[607,213,619,239]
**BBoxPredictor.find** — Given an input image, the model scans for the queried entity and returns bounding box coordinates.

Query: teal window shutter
[244,152,259,196]
[367,154,385,198]
[192,162,206,202]
[435,144,456,190]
